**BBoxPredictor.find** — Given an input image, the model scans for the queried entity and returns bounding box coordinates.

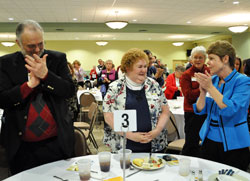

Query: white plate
[131,158,166,170]
[208,173,248,181]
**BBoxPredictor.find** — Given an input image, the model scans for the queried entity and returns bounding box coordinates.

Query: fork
[149,152,152,163]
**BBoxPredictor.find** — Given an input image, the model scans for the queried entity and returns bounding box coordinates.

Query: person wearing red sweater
[164,65,185,99]
[90,65,98,80]
[180,46,210,157]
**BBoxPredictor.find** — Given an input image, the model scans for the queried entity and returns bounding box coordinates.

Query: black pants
[182,112,206,157]
[172,90,181,99]
[10,137,65,175]
[201,138,250,171]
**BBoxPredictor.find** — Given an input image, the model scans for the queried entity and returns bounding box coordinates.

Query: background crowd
[0,20,250,177]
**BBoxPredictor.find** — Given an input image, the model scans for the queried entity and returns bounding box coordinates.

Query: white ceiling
[0,0,250,41]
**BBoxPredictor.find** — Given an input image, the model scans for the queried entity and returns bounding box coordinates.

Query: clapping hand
[194,70,212,91]
[27,71,40,88]
[25,54,48,79]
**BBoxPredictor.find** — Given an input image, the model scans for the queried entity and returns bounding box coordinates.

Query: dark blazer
[0,50,75,161]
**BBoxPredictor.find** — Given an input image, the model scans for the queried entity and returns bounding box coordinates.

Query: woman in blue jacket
[193,40,250,171]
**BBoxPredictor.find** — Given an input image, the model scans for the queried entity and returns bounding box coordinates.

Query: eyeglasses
[193,56,205,60]
[26,42,44,50]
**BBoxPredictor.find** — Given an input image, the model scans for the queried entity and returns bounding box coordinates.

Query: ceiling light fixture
[233,1,239,5]
[105,21,128,29]
[228,25,248,33]
[105,11,128,29]
[96,41,108,46]
[1,41,15,47]
[172,42,184,46]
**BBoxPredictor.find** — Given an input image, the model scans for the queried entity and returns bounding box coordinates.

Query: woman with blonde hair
[73,60,86,87]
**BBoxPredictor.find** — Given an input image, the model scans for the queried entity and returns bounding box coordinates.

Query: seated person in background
[99,59,117,97]
[164,65,185,99]
[234,56,242,73]
[194,40,250,171]
[103,48,170,153]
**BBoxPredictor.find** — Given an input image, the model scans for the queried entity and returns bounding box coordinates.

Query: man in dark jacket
[0,20,75,174]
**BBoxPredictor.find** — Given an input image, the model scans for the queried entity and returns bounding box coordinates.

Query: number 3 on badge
[114,110,137,132]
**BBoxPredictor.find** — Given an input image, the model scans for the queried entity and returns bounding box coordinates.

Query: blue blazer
[193,69,250,151]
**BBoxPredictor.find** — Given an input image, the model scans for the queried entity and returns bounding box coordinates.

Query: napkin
[104,176,123,181]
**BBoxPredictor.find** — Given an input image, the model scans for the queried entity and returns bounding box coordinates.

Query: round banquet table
[3,153,250,181]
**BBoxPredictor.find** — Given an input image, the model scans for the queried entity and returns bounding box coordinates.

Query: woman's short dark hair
[207,40,236,69]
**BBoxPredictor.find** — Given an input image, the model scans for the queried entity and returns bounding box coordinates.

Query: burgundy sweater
[180,65,210,112]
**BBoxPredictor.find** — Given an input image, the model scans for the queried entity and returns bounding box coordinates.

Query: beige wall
[232,32,250,60]
[192,35,232,49]
[0,40,193,72]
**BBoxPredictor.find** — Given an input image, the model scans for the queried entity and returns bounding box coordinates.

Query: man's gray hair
[16,20,44,42]
[191,46,207,59]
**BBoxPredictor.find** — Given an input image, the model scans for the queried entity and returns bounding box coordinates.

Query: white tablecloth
[77,89,103,103]
[4,153,250,181]
[167,99,185,139]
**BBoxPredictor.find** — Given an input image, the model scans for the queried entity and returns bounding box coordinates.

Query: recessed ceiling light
[132,19,137,22]
[73,18,78,21]
[8,18,14,21]
[186,21,191,24]
[233,1,240,5]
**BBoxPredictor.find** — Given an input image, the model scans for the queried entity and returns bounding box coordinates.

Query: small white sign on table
[114,110,137,181]
[114,110,137,132]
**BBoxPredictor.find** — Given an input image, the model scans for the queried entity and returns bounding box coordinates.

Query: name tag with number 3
[114,110,137,132]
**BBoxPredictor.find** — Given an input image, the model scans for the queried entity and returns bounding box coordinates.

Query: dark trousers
[201,138,250,171]
[172,90,181,99]
[182,112,206,157]
[9,137,65,175]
